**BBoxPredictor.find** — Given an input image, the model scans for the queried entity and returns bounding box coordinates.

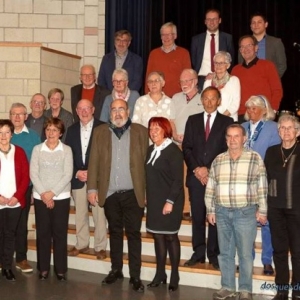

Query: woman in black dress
[146,117,184,292]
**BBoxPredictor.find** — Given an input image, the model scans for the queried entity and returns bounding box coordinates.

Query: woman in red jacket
[0,119,29,281]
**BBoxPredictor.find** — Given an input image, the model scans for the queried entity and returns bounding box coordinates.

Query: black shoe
[263,264,274,275]
[184,258,205,266]
[168,284,178,292]
[102,270,124,285]
[147,277,167,287]
[2,269,16,281]
[130,277,144,292]
[39,271,48,280]
[209,261,220,270]
[271,293,288,300]
[56,273,67,281]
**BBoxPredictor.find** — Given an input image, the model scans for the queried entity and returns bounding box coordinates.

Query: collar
[207,29,219,36]
[14,124,29,134]
[80,118,94,129]
[115,50,128,59]
[242,56,259,69]
[161,44,177,53]
[204,110,217,118]
[83,83,96,90]
[41,140,63,152]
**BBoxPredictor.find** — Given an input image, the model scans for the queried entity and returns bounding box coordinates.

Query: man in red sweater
[232,35,283,123]
[145,22,191,97]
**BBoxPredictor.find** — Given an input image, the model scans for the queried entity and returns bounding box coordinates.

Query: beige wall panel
[5,28,33,42]
[0,46,23,61]
[34,29,62,43]
[34,1,62,14]
[0,13,18,27]
[62,1,84,15]
[63,29,84,43]
[47,43,77,55]
[0,79,23,95]
[84,6,98,27]
[48,15,76,29]
[7,62,40,79]
[5,0,33,13]
[20,14,47,28]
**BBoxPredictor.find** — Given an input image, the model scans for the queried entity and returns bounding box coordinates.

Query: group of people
[0,6,297,300]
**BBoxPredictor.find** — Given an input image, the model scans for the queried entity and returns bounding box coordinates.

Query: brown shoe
[68,246,89,256]
[95,250,107,260]
[16,260,33,273]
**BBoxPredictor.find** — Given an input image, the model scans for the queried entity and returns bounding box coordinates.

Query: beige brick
[47,43,77,55]
[20,14,47,28]
[84,36,98,56]
[0,13,18,27]
[48,15,76,29]
[34,1,62,14]
[0,47,23,61]
[0,62,5,78]
[63,1,84,15]
[7,62,40,79]
[98,15,105,30]
[76,44,84,58]
[5,0,33,13]
[84,6,98,27]
[7,96,31,110]
[57,55,74,70]
[0,28,3,40]
[41,65,66,84]
[27,79,41,96]
[41,50,59,67]
[98,29,105,43]
[98,45,105,59]
[65,69,79,85]
[0,96,6,113]
[0,0,3,13]
[27,47,41,62]
[99,1,105,15]
[85,0,99,5]
[5,28,33,42]
[0,79,23,95]
[63,29,83,43]
[34,29,61,43]
[72,58,81,72]
[77,15,84,29]
[83,57,98,69]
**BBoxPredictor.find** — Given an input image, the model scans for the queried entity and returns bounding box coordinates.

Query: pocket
[268,179,277,197]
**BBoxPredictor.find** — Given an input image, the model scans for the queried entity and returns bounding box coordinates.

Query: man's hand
[76,170,88,182]
[256,211,267,225]
[207,214,216,225]
[87,192,98,207]
[194,167,209,185]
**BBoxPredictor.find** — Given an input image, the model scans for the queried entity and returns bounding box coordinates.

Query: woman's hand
[46,199,55,209]
[0,195,8,205]
[162,202,173,215]
[41,191,55,206]
[7,196,19,206]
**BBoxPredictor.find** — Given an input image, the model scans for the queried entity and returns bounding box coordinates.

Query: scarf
[211,71,230,89]
[147,138,172,165]
[108,118,131,139]
[245,120,265,150]
[112,88,131,102]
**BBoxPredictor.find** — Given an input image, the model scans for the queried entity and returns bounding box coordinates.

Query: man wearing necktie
[182,86,234,270]
[191,8,234,90]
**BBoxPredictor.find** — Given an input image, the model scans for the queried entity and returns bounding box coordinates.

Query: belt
[115,189,133,194]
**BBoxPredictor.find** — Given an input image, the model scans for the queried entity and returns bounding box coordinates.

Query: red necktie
[210,34,215,72]
[205,114,211,141]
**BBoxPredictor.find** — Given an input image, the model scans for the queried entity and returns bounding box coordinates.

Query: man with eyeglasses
[145,22,191,97]
[9,103,41,273]
[65,100,107,260]
[97,30,143,92]
[71,64,110,122]
[25,93,47,140]
[87,99,148,292]
[172,69,204,144]
[238,12,286,78]
[232,35,283,123]
[191,9,234,90]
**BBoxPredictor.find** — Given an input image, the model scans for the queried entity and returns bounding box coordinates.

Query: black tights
[152,233,180,285]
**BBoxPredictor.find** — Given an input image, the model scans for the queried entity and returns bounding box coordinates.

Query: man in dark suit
[87,99,148,292]
[238,12,287,78]
[65,100,107,260]
[182,86,234,270]
[190,9,234,89]
[97,30,143,92]
[71,64,110,122]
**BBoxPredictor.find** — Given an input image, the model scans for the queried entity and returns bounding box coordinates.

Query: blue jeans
[216,205,257,293]
[252,221,273,265]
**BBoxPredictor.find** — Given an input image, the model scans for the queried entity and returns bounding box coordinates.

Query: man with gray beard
[87,99,148,292]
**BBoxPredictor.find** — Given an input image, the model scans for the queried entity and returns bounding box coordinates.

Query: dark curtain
[105,0,300,110]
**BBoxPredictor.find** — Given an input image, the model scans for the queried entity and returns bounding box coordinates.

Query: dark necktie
[205,114,211,141]
[210,34,215,72]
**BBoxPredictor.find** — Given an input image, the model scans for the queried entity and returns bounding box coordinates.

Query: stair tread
[27,239,273,280]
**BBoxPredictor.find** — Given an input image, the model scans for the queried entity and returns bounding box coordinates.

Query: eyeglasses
[279,126,297,132]
[160,33,175,38]
[46,128,60,133]
[10,113,27,117]
[32,101,45,105]
[112,80,127,84]
[239,44,254,50]
[77,106,93,112]
[214,62,228,66]
[111,107,127,114]
[115,38,130,44]
[147,79,161,85]
[81,74,95,78]
[179,78,196,85]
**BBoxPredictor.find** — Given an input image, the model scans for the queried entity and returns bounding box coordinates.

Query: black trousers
[15,185,32,262]
[188,178,219,263]
[34,198,70,274]
[0,207,22,269]
[268,206,300,296]
[104,190,144,278]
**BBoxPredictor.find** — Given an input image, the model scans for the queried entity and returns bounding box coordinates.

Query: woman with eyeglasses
[100,68,140,122]
[30,117,73,281]
[203,51,240,121]
[264,114,300,300]
[132,71,175,128]
[0,119,29,281]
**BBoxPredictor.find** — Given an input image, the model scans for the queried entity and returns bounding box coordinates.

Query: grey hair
[213,51,232,64]
[180,68,198,78]
[112,68,128,81]
[278,114,300,131]
[10,103,27,114]
[147,71,165,81]
[160,22,177,35]
[244,95,276,121]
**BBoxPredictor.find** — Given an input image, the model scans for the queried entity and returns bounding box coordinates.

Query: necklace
[281,142,298,167]
[0,144,11,155]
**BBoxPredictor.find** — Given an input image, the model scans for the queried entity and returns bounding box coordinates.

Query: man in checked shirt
[205,123,267,300]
